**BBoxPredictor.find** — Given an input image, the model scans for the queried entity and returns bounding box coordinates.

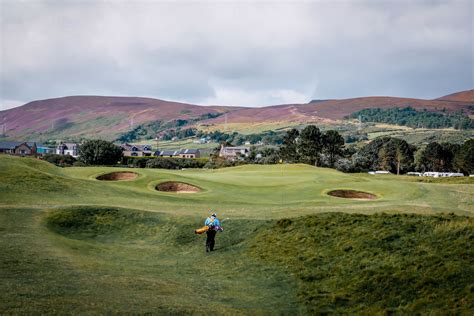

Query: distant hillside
[0,91,472,141]
[303,95,473,120]
[0,96,240,141]
[436,90,474,102]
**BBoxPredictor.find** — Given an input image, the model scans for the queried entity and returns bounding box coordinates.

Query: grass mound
[327,189,376,199]
[45,207,196,244]
[155,181,201,193]
[248,213,474,314]
[96,171,138,181]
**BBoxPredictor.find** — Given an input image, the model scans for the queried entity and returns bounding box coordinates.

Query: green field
[1,156,473,314]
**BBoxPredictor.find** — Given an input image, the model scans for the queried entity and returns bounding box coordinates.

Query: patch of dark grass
[246,212,474,314]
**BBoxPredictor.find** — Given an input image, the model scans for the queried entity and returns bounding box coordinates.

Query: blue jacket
[205,217,220,227]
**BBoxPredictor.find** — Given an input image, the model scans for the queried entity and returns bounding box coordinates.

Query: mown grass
[1,156,473,217]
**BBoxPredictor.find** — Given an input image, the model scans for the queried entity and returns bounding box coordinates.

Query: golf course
[1,155,473,313]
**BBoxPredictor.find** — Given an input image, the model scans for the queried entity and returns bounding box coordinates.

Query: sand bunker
[96,172,138,181]
[327,190,376,200]
[156,181,201,193]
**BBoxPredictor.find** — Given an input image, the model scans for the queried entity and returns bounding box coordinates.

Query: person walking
[204,212,223,252]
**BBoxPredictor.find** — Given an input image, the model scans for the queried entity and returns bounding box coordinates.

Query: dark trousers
[206,230,217,252]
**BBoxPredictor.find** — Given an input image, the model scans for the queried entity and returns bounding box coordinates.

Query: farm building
[120,143,153,157]
[56,142,79,157]
[219,145,250,161]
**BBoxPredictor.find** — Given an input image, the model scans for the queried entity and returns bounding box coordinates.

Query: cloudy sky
[0,0,472,110]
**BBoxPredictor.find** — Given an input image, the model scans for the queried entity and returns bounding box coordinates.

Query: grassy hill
[0,156,473,313]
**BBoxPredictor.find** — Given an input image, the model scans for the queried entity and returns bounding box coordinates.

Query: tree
[454,139,474,174]
[440,142,461,172]
[322,130,344,168]
[355,137,414,173]
[78,140,123,165]
[417,142,445,172]
[298,125,323,166]
[280,128,300,163]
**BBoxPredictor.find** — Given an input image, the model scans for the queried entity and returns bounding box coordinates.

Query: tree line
[348,107,474,130]
[43,130,473,175]
[277,126,473,174]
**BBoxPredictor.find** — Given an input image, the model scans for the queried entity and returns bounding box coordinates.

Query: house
[193,138,209,144]
[219,145,250,160]
[154,149,200,158]
[56,142,79,157]
[178,149,200,158]
[155,150,180,158]
[36,144,55,155]
[120,143,153,157]
[0,141,37,156]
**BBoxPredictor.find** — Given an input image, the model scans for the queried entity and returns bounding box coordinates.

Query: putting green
[0,155,472,218]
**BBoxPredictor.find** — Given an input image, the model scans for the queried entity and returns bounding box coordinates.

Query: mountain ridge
[1,90,472,141]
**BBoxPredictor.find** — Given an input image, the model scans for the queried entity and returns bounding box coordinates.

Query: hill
[0,95,240,141]
[0,91,472,141]
[304,95,473,120]
[436,90,474,102]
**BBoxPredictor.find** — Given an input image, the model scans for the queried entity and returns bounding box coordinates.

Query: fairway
[1,156,473,217]
[1,156,473,314]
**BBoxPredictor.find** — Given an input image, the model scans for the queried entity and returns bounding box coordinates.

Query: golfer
[204,212,223,252]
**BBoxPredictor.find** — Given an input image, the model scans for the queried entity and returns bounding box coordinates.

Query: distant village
[0,140,251,161]
[0,140,470,178]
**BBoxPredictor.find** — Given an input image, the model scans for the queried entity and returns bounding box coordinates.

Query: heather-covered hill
[0,96,239,140]
[436,90,474,102]
[0,91,472,141]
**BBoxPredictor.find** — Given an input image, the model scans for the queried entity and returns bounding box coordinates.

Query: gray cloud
[0,0,472,110]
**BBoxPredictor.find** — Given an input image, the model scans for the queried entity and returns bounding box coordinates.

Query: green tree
[280,128,300,163]
[78,140,123,166]
[417,142,445,171]
[298,125,323,166]
[355,137,414,173]
[454,139,474,174]
[322,130,345,168]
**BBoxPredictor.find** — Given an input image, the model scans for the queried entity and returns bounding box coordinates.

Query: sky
[0,0,473,110]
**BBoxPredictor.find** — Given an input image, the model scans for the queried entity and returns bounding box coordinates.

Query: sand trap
[156,181,201,193]
[96,172,138,181]
[327,189,376,200]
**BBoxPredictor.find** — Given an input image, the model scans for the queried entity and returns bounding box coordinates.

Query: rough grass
[1,207,473,314]
[249,212,474,314]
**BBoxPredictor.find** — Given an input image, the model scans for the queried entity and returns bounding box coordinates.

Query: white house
[56,142,79,158]
[219,145,250,161]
